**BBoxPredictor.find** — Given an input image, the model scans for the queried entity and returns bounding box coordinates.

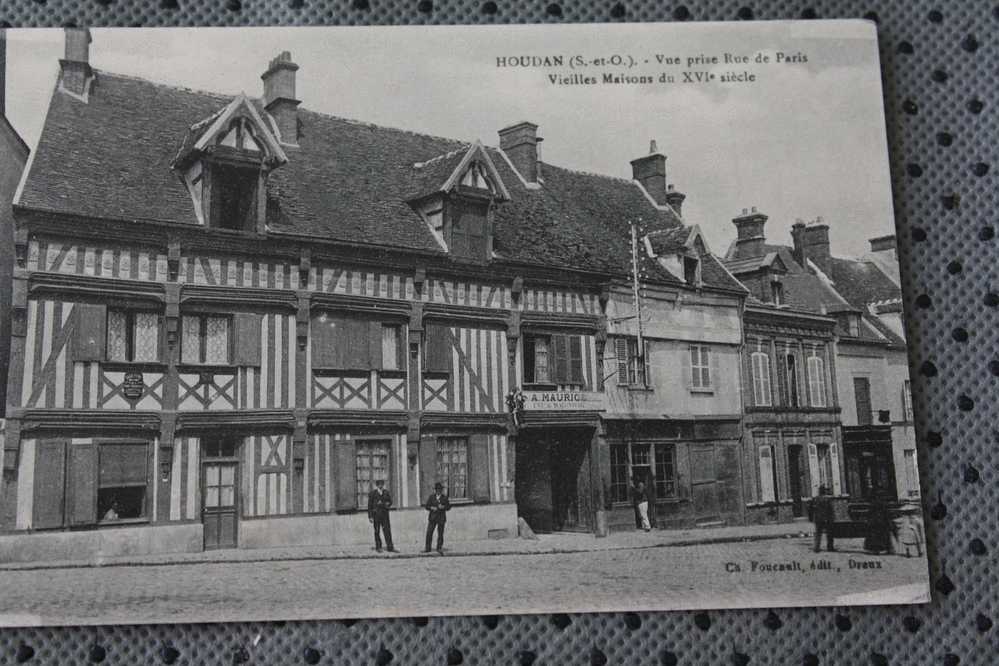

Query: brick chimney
[803,218,832,275]
[60,27,92,98]
[665,184,686,216]
[498,121,542,184]
[869,234,897,260]
[731,207,768,259]
[791,219,807,267]
[631,140,668,206]
[262,51,300,146]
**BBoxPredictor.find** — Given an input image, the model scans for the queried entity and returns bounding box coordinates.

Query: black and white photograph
[0,21,929,626]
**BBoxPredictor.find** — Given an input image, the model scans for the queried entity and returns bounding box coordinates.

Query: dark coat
[425,492,451,523]
[367,487,392,519]
[809,494,834,524]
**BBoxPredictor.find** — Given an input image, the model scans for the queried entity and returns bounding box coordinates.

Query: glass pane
[534,338,550,383]
[632,444,650,465]
[220,486,235,507]
[107,310,128,361]
[206,465,219,486]
[181,316,201,364]
[133,312,159,362]
[205,486,219,508]
[220,465,234,486]
[381,326,399,371]
[205,316,229,364]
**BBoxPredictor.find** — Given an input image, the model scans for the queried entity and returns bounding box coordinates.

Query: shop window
[355,440,390,509]
[609,441,677,504]
[436,437,468,500]
[807,353,827,407]
[751,350,772,407]
[97,443,149,521]
[524,333,583,386]
[107,310,160,363]
[689,344,711,390]
[181,314,231,365]
[614,337,647,387]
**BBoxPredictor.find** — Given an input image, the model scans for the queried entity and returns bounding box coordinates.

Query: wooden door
[203,461,238,550]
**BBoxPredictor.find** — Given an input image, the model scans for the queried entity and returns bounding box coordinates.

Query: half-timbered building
[0,30,752,560]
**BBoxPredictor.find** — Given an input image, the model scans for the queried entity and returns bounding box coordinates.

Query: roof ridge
[540,160,635,184]
[413,146,470,169]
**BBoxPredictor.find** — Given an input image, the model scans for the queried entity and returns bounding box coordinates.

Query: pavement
[0,521,814,572]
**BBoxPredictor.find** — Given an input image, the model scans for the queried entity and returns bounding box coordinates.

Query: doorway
[549,435,591,532]
[203,437,239,550]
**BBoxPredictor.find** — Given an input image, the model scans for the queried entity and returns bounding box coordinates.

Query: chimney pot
[262,51,301,146]
[499,121,541,184]
[631,139,672,206]
[731,207,768,258]
[60,28,93,98]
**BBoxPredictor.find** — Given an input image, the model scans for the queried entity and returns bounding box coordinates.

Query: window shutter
[68,444,97,525]
[553,334,569,384]
[424,324,452,374]
[568,336,584,385]
[707,345,718,389]
[807,443,821,497]
[232,313,262,366]
[468,434,491,503]
[32,439,67,529]
[641,340,650,387]
[334,439,357,511]
[368,321,383,371]
[829,443,843,495]
[615,338,629,386]
[680,345,692,391]
[775,352,788,406]
[758,445,775,503]
[419,435,438,498]
[72,304,107,361]
[311,315,337,369]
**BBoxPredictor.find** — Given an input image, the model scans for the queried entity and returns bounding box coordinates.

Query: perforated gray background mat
[0,1,996,664]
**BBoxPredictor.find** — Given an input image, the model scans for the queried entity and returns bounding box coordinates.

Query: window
[381,325,403,371]
[615,337,647,387]
[902,379,914,422]
[209,161,258,232]
[355,440,390,509]
[903,449,919,497]
[807,353,827,407]
[181,314,231,364]
[689,344,710,390]
[448,197,489,263]
[853,377,872,425]
[106,310,160,363]
[783,353,800,407]
[524,333,583,386]
[771,280,784,305]
[815,443,833,490]
[436,437,468,500]
[751,350,772,406]
[683,255,700,285]
[609,441,678,503]
[97,443,149,522]
[758,444,777,503]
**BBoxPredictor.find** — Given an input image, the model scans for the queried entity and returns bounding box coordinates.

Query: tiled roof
[646,226,690,255]
[827,256,902,310]
[17,70,752,290]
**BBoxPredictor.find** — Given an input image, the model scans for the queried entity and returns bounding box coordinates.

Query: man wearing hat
[367,478,397,553]
[424,481,451,554]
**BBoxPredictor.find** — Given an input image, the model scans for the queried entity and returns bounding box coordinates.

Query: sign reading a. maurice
[522,390,604,411]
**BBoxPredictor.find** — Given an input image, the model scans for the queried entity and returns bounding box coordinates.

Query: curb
[0,530,812,573]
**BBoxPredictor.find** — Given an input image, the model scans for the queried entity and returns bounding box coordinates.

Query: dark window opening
[98,486,145,521]
[683,256,699,285]
[772,281,784,305]
[97,442,149,522]
[785,354,799,407]
[524,333,583,386]
[448,197,489,263]
[211,164,258,231]
[204,438,239,459]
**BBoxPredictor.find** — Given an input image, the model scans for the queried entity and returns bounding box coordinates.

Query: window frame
[689,344,711,390]
[524,332,585,387]
[806,351,827,407]
[750,349,772,407]
[96,441,150,524]
[180,313,233,366]
[902,379,914,422]
[355,439,392,510]
[207,154,260,233]
[615,336,648,388]
[608,440,679,505]
[106,309,161,364]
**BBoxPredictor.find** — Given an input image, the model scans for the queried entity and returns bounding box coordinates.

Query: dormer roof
[172,93,288,171]
[408,141,510,202]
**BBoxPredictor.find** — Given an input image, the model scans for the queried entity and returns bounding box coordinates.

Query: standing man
[809,485,835,553]
[368,478,397,553]
[634,477,652,532]
[629,477,642,529]
[424,481,451,554]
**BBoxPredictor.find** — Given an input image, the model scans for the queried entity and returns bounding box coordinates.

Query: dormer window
[448,196,490,263]
[458,161,496,194]
[683,255,700,285]
[771,280,784,305]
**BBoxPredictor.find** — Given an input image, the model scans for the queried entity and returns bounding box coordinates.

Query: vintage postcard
[0,22,929,626]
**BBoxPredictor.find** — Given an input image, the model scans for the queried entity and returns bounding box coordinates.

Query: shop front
[842,425,897,504]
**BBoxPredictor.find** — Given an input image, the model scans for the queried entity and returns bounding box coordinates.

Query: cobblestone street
[0,535,929,626]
